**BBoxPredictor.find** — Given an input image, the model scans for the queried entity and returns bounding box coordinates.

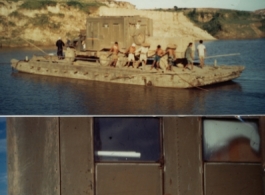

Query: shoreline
[1,37,265,49]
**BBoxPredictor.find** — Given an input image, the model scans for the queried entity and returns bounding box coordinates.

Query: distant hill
[254,9,265,15]
[0,0,135,47]
[1,0,264,47]
[180,8,265,39]
[0,0,214,47]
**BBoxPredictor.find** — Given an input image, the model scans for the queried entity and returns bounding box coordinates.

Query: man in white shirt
[197,40,206,68]
[135,42,150,69]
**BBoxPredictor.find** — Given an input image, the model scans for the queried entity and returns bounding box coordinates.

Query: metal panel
[204,163,263,195]
[112,23,120,45]
[7,117,60,195]
[86,22,100,50]
[163,117,203,195]
[96,164,162,195]
[60,117,94,195]
[260,116,265,194]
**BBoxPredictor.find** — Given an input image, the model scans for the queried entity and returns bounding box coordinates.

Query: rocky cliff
[0,0,215,47]
[3,1,264,47]
[183,8,265,39]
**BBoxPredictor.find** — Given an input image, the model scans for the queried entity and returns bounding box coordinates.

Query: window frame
[93,117,163,164]
[202,117,262,163]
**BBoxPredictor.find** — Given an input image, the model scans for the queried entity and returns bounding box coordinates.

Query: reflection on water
[1,39,265,115]
[10,72,193,114]
[6,71,243,115]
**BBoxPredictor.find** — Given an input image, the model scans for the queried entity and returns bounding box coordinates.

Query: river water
[0,39,265,115]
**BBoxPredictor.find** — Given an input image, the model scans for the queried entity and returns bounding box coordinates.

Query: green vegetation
[20,0,57,10]
[202,17,222,35]
[9,11,26,19]
[8,21,16,27]
[184,9,263,36]
[259,19,265,31]
[0,16,6,25]
[11,28,21,37]
[152,6,189,12]
[57,13,65,18]
[18,0,104,13]
[28,14,61,30]
[66,1,105,14]
[47,11,65,18]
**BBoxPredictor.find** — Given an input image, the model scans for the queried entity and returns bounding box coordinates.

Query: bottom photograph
[6,117,265,195]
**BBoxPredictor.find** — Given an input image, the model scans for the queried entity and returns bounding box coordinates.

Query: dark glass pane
[203,119,261,162]
[94,118,160,162]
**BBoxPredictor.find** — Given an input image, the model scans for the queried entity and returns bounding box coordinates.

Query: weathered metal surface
[96,164,162,195]
[163,117,203,195]
[11,57,245,88]
[85,16,153,50]
[7,117,60,195]
[204,163,263,195]
[7,117,265,195]
[60,117,94,195]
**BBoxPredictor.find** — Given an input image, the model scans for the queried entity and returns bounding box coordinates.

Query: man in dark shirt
[183,42,193,71]
[56,37,65,59]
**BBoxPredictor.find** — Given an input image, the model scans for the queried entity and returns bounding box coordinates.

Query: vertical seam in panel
[176,118,180,195]
[199,117,205,195]
[92,118,96,195]
[161,117,165,195]
[58,117,61,195]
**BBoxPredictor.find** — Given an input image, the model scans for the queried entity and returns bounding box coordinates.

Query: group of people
[108,42,150,69]
[56,36,207,70]
[108,42,177,70]
[108,40,206,71]
[184,40,206,71]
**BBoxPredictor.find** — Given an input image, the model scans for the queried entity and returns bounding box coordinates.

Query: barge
[11,53,245,89]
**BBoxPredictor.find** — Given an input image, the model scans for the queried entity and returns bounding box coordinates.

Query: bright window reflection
[203,119,261,162]
[94,118,161,162]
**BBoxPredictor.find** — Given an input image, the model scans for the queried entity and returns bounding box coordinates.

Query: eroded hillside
[183,8,265,39]
[0,0,215,47]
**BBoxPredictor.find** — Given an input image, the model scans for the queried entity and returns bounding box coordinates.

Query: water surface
[0,39,264,115]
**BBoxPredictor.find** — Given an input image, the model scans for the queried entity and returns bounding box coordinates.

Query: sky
[0,118,6,195]
[117,0,265,11]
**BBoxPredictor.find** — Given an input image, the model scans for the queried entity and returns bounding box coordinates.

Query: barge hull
[11,59,245,89]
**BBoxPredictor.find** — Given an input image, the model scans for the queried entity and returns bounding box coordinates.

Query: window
[94,118,161,162]
[203,118,261,162]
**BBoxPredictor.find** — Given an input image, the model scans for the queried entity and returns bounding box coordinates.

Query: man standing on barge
[150,45,164,70]
[124,43,136,68]
[56,37,65,59]
[183,42,194,71]
[197,40,206,68]
[109,42,120,67]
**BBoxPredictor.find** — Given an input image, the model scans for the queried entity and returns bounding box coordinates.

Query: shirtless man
[150,45,164,70]
[124,43,136,67]
[164,44,176,71]
[109,42,119,67]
